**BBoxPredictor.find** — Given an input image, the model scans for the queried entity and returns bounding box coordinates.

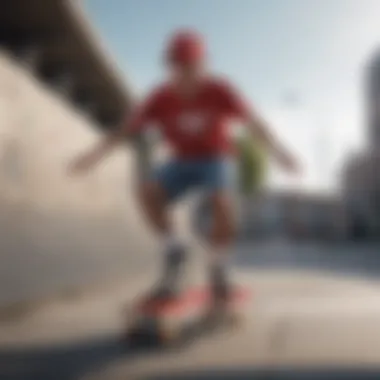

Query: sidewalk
[1,269,380,380]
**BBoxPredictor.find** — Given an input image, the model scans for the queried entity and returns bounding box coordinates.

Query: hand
[276,150,301,175]
[68,133,121,176]
[68,151,98,176]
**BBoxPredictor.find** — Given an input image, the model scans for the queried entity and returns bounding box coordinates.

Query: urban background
[1,2,380,379]
[0,1,380,305]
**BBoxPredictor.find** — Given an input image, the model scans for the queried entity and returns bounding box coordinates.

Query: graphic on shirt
[177,112,209,135]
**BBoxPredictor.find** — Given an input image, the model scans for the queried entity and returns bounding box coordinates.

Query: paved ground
[1,241,380,379]
[2,236,380,308]
[2,254,380,380]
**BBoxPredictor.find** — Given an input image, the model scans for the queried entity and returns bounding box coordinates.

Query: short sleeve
[218,79,251,122]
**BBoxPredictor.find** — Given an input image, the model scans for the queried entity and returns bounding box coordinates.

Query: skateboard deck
[125,286,251,346]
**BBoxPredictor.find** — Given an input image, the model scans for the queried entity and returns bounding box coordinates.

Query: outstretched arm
[69,90,159,175]
[68,117,135,174]
[220,79,300,174]
[245,111,299,174]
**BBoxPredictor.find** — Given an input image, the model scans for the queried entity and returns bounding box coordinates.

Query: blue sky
[84,0,380,192]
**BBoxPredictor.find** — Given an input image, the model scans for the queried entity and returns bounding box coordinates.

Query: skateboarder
[70,29,300,307]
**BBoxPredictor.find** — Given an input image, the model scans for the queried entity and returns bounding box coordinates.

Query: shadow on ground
[146,368,380,380]
[0,334,174,380]
[2,338,380,380]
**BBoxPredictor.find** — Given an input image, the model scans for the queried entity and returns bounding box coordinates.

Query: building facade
[341,50,380,239]
[239,190,347,241]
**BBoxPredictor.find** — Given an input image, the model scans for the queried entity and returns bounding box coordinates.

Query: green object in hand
[236,134,268,195]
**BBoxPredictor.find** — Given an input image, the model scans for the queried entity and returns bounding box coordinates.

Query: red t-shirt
[128,76,251,159]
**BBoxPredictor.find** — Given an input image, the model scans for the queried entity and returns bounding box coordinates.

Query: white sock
[208,247,229,272]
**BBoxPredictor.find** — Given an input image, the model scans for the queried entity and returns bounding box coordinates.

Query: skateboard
[125,285,251,346]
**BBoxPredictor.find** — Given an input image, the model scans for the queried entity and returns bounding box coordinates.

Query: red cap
[166,29,206,65]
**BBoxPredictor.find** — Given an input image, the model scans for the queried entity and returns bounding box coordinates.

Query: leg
[138,180,170,235]
[198,158,238,304]
[138,159,195,239]
[138,160,195,299]
[209,190,237,247]
[208,189,237,303]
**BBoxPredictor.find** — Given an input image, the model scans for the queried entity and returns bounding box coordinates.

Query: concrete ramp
[0,50,193,309]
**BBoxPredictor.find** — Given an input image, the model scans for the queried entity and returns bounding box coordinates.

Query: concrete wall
[0,51,159,305]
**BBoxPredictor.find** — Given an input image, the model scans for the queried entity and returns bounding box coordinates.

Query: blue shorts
[151,157,237,202]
